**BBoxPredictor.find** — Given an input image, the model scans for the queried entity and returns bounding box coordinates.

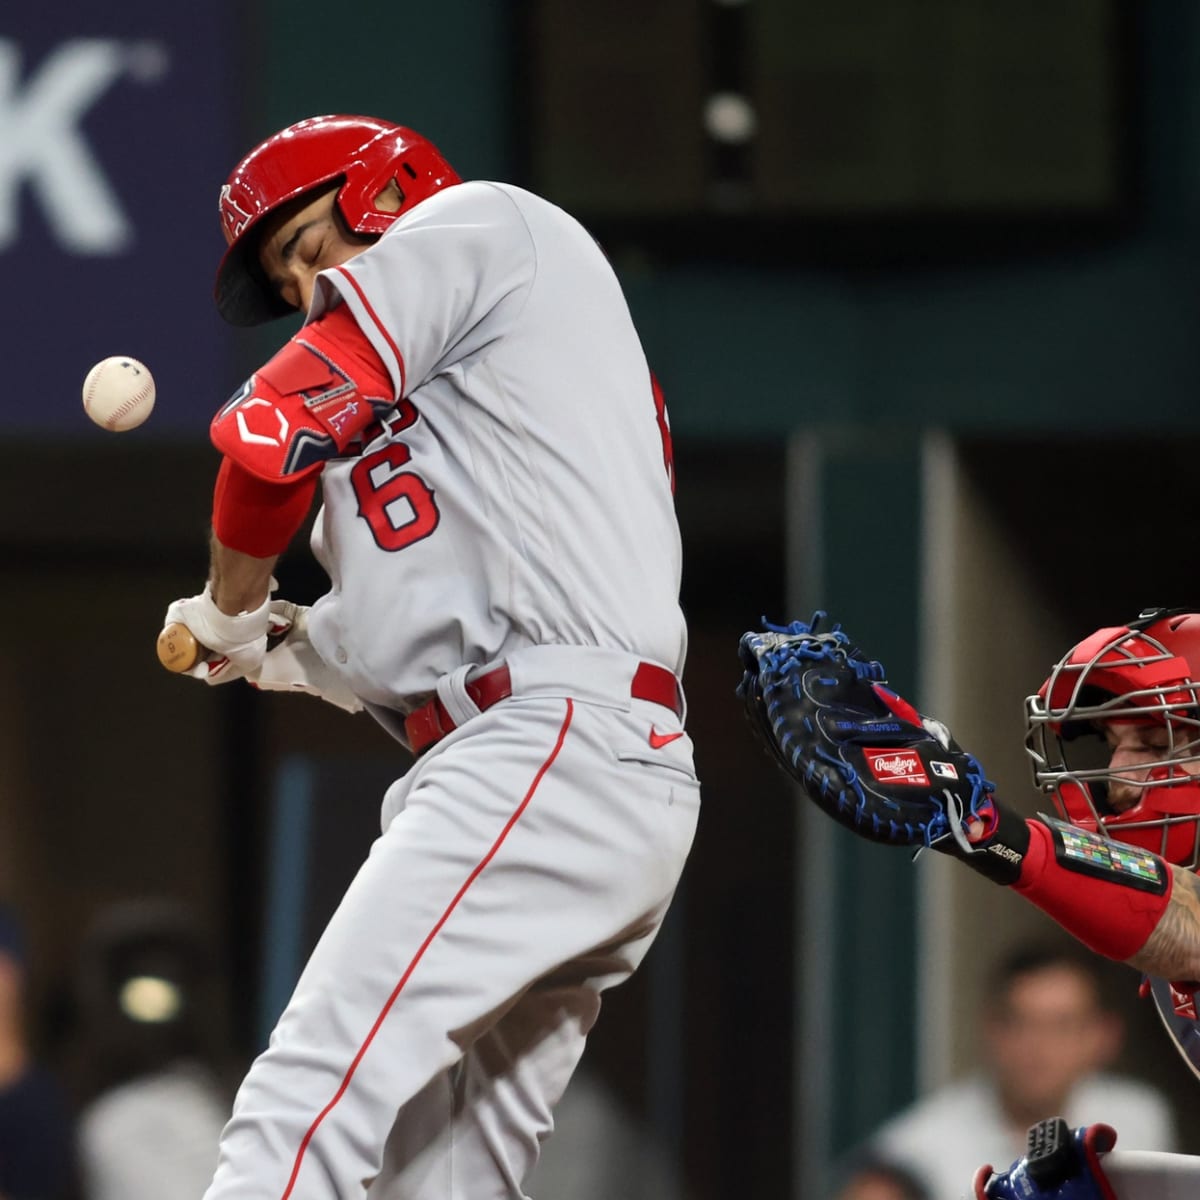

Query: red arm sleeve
[1015,820,1173,962]
[211,455,319,557]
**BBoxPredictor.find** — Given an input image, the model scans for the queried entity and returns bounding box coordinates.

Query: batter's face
[256,185,371,315]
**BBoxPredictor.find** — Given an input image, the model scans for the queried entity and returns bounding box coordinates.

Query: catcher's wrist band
[936,796,1031,885]
[1015,819,1172,962]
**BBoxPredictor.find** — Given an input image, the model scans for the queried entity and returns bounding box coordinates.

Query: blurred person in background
[830,1154,931,1200]
[0,902,76,1200]
[862,946,1175,1200]
[71,901,230,1200]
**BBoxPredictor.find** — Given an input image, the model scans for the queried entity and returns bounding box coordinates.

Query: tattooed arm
[1127,866,1200,981]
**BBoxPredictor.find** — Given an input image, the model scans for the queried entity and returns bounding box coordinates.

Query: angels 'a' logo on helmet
[219,184,253,240]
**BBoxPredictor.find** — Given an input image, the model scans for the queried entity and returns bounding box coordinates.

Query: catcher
[738,608,1200,1200]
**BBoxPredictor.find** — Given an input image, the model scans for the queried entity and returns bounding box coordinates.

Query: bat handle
[157,621,207,673]
[156,608,305,674]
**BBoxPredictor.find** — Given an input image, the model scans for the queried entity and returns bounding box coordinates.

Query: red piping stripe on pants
[278,699,575,1200]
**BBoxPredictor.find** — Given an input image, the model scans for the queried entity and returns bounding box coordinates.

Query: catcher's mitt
[737,613,996,848]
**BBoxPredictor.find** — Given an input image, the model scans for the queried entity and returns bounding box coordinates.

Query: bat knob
[157,622,202,673]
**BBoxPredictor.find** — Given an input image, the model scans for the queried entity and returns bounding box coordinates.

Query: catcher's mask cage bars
[1024,626,1200,869]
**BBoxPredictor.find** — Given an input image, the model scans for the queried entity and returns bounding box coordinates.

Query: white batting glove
[162,583,273,685]
[248,601,364,713]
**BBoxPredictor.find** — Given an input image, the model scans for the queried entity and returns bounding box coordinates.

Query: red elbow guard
[212,456,319,557]
[1015,818,1173,962]
[211,303,395,483]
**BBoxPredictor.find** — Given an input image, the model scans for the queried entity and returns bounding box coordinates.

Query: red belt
[404,660,683,757]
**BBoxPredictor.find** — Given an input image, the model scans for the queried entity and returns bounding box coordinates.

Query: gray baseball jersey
[305,180,686,711]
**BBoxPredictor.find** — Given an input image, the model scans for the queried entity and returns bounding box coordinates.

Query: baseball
[82,356,156,431]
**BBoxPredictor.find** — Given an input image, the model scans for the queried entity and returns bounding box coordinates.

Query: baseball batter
[163,115,700,1200]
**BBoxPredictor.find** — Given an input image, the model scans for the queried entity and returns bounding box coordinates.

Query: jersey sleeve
[309,182,538,400]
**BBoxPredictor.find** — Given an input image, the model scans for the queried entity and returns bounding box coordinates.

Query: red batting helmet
[215,114,461,326]
[1024,608,1200,868]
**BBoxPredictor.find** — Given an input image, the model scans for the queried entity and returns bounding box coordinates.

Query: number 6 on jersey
[351,442,440,552]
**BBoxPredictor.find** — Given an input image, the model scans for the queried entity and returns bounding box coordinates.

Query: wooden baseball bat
[157,621,204,672]
[156,607,306,674]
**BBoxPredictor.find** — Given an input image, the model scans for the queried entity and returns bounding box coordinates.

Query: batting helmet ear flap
[215,115,461,326]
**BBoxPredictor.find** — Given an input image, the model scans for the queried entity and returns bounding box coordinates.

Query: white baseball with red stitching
[82,356,156,432]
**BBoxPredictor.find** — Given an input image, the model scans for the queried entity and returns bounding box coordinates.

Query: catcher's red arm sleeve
[212,455,318,557]
[1014,819,1173,962]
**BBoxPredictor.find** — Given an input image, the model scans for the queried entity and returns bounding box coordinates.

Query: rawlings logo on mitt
[736,613,997,849]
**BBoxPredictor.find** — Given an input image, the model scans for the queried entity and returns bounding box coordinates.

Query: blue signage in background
[2,1,242,435]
